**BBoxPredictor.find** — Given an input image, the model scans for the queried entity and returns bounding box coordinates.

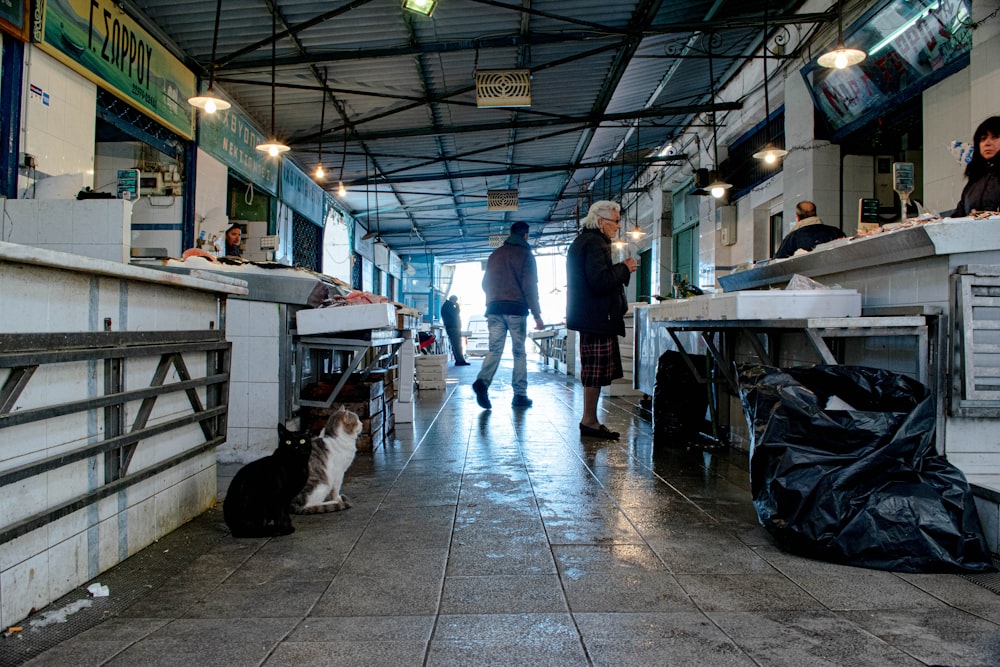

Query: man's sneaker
[472,379,491,409]
[511,395,533,407]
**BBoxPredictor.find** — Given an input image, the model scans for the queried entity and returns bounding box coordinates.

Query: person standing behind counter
[566,201,637,440]
[217,224,243,258]
[773,201,845,259]
[954,115,1000,217]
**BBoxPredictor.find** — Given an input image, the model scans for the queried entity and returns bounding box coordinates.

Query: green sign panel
[33,0,195,139]
[198,108,279,195]
[117,168,139,200]
[0,0,26,37]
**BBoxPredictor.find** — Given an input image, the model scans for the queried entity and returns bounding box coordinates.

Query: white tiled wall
[2,199,132,263]
[0,256,223,627]
[220,299,284,464]
[19,47,96,196]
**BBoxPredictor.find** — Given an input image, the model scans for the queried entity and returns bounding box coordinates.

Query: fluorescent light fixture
[868,2,939,56]
[402,0,436,16]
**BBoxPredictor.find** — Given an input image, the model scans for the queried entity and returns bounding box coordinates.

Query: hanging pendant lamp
[188,0,231,114]
[627,124,646,240]
[753,1,788,164]
[256,10,289,156]
[315,69,327,180]
[818,0,866,69]
[707,42,730,198]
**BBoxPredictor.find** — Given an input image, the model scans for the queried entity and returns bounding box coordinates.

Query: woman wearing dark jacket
[566,200,637,439]
[954,115,1000,217]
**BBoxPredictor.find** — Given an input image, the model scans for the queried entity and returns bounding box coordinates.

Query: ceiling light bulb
[256,140,290,156]
[338,181,347,197]
[188,93,231,113]
[764,152,776,164]
[315,165,325,179]
[711,186,726,199]
[818,46,866,69]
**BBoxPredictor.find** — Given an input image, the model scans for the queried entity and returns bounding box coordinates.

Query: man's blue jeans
[476,313,528,396]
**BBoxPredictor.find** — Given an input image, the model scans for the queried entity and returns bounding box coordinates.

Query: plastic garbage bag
[739,364,995,573]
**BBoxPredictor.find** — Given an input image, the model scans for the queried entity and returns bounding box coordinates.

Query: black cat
[223,424,312,538]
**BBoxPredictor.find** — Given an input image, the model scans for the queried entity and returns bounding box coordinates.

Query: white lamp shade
[256,140,290,156]
[817,46,866,69]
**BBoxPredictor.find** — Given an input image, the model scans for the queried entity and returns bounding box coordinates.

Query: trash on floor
[739,364,996,574]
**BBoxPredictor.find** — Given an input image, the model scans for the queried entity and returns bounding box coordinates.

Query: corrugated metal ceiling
[125,0,825,260]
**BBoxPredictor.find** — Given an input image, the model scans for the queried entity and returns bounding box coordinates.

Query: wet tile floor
[4,361,1000,666]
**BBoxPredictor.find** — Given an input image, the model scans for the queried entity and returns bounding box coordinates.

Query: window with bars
[725,109,785,200]
[292,214,322,272]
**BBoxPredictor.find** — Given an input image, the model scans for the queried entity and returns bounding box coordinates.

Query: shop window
[292,213,322,272]
[726,109,785,199]
[769,211,784,258]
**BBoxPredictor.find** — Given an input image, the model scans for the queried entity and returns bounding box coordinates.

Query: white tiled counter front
[0,242,246,627]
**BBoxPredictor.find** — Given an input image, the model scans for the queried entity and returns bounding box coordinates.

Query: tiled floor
[5,360,1000,666]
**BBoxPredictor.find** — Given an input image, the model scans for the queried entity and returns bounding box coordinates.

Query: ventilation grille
[489,235,506,248]
[476,70,531,108]
[487,189,519,211]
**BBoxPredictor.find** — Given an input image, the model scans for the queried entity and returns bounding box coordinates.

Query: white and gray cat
[291,406,363,513]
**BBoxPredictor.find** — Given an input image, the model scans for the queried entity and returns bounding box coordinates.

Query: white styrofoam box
[418,380,446,391]
[415,354,447,367]
[416,369,445,381]
[647,289,861,321]
[296,303,396,335]
[393,399,414,423]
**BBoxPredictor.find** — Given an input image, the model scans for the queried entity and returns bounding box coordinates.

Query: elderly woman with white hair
[565,200,637,439]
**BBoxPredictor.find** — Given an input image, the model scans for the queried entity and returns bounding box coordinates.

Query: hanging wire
[207,0,222,92]
[270,11,276,136]
[316,67,327,178]
[707,37,720,170]
[338,124,348,195]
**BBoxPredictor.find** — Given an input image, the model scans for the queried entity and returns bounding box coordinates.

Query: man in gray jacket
[472,221,544,409]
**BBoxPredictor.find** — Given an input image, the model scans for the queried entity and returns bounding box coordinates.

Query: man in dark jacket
[774,201,845,258]
[566,201,637,439]
[440,295,469,366]
[472,221,544,410]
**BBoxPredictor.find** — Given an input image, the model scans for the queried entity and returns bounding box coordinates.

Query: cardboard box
[297,302,396,335]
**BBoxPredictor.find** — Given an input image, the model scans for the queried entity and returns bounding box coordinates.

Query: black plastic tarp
[739,364,994,573]
[653,351,709,448]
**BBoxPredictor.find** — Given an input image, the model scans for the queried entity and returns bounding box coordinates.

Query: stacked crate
[302,375,387,451]
[415,354,447,391]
